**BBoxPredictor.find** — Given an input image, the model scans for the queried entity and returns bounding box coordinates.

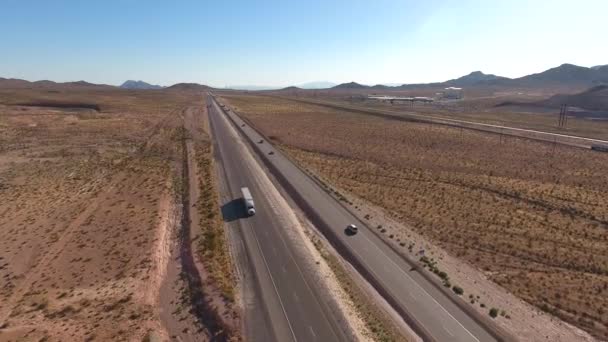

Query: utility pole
[558,104,568,129]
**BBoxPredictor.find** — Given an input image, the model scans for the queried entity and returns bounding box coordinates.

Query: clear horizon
[1,0,606,88]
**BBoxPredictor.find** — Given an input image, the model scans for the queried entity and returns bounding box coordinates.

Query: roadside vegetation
[194,139,236,302]
[221,94,608,340]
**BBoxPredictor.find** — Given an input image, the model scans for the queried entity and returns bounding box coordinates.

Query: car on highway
[346,224,358,235]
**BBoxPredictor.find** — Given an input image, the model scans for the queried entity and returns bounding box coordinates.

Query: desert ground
[273,86,608,140]
[0,87,238,341]
[221,93,608,340]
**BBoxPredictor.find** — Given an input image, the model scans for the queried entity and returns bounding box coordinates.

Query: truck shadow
[221,198,248,222]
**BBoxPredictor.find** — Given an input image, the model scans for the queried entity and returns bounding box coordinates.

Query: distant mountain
[279,86,302,91]
[166,83,212,91]
[445,71,509,86]
[332,82,368,89]
[0,77,32,88]
[513,63,608,86]
[327,64,608,92]
[120,80,163,90]
[297,81,336,89]
[0,78,114,89]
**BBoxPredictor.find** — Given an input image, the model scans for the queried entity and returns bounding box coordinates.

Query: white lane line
[309,326,317,339]
[359,233,480,342]
[246,187,298,342]
[443,323,455,337]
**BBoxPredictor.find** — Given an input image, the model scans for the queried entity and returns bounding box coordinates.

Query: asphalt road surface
[207,96,348,342]
[212,95,501,342]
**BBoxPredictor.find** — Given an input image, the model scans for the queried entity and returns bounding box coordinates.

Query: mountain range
[1,63,606,92]
[331,64,608,90]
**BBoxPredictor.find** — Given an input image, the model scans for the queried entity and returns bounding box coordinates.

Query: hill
[0,78,114,89]
[166,83,212,91]
[278,86,302,91]
[120,80,163,90]
[445,71,509,86]
[513,63,608,86]
[542,85,608,111]
[332,82,368,89]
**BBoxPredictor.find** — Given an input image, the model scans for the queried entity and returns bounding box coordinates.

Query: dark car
[346,224,358,235]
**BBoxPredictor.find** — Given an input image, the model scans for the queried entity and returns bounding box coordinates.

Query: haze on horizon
[1,0,606,88]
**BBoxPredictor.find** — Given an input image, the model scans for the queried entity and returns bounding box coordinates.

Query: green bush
[489,308,499,318]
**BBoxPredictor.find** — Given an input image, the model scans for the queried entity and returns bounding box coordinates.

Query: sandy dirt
[0,88,199,341]
[310,172,597,342]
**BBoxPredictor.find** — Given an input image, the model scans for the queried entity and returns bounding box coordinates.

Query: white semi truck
[241,187,256,216]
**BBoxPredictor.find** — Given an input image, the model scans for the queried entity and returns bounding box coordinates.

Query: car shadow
[221,199,248,222]
[344,228,356,236]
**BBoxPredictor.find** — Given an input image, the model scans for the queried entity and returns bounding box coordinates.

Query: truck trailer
[241,187,256,216]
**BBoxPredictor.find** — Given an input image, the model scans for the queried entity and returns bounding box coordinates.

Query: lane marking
[309,326,317,339]
[359,233,481,342]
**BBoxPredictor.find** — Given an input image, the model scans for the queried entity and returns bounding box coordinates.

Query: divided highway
[211,94,505,342]
[207,95,348,342]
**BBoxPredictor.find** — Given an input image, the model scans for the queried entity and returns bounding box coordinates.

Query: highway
[206,95,348,342]
[211,94,505,342]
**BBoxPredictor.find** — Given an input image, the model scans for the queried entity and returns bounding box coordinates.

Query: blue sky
[1,0,606,87]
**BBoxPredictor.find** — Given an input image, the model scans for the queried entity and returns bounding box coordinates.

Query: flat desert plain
[0,88,198,341]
